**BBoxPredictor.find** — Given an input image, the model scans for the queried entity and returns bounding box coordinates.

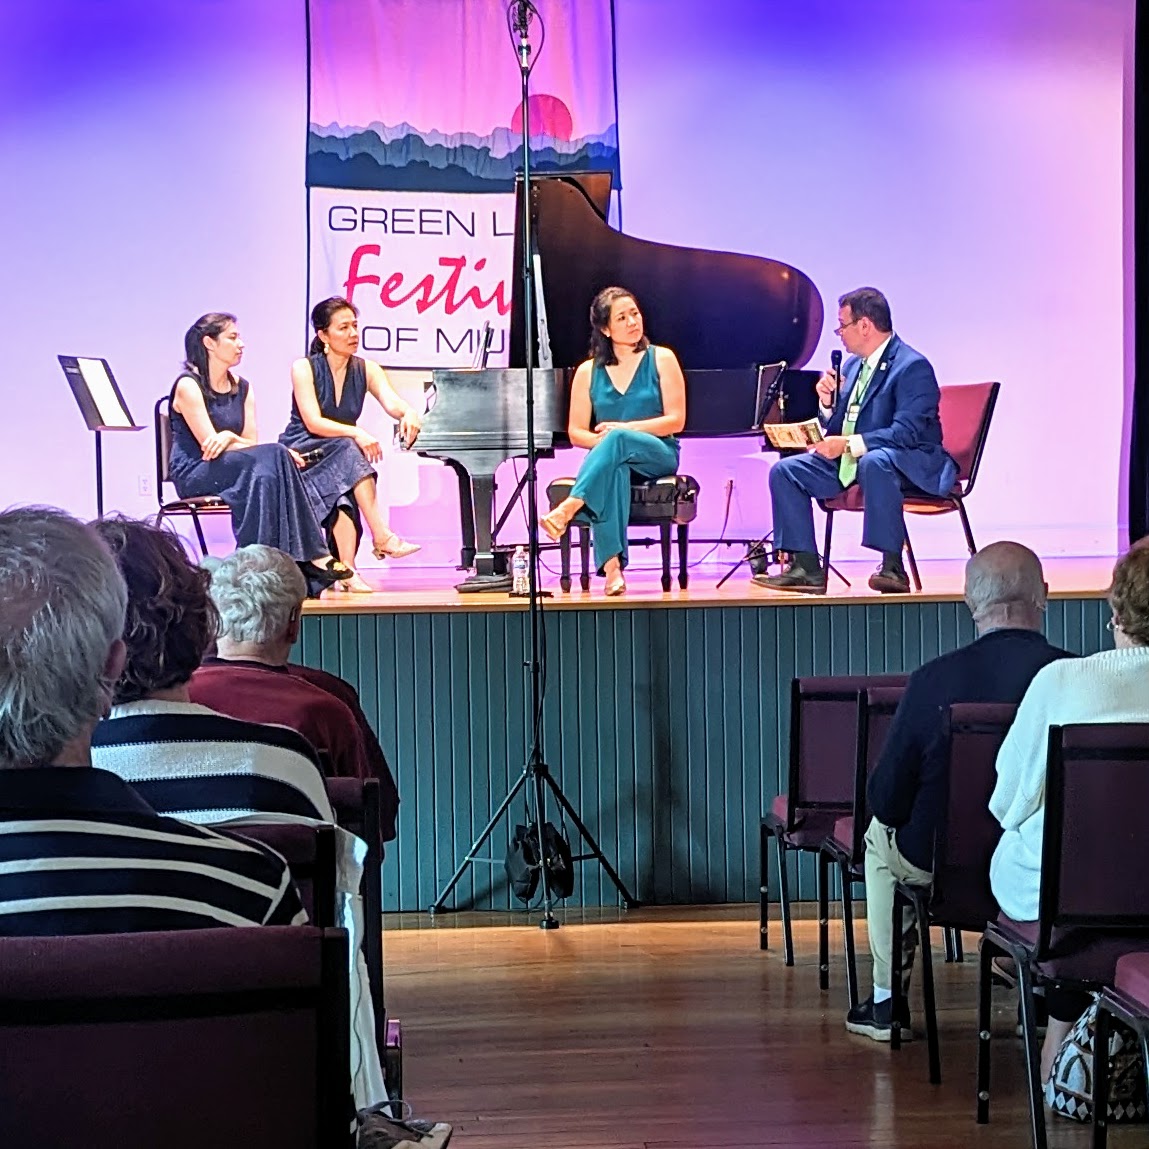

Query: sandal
[372,534,421,560]
[336,573,376,594]
[540,510,569,542]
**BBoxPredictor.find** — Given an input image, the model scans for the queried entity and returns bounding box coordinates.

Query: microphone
[511,0,532,35]
[830,349,843,407]
[298,447,324,468]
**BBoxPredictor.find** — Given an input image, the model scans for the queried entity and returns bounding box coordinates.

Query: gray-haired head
[0,506,128,768]
[210,545,308,647]
[963,541,1047,633]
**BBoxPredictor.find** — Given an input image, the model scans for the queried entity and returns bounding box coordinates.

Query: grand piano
[416,174,824,591]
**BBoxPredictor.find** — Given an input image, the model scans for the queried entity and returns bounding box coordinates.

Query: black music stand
[58,356,144,517]
[429,2,637,927]
[717,361,851,589]
[715,362,788,588]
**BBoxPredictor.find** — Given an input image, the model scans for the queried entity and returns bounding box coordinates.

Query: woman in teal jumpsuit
[541,287,686,595]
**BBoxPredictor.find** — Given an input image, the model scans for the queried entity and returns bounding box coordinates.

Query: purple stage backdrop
[0,0,1134,567]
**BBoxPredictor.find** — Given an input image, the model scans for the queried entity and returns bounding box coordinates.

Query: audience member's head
[210,545,308,663]
[1108,545,1149,648]
[92,517,218,704]
[0,507,127,768]
[963,541,1047,634]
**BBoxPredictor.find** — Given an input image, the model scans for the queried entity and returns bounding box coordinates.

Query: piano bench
[546,475,700,593]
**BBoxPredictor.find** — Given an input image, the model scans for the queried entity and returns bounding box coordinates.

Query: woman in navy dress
[168,313,351,590]
[280,296,423,593]
[540,287,686,596]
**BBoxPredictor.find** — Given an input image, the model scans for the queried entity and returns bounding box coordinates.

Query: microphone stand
[429,1,638,929]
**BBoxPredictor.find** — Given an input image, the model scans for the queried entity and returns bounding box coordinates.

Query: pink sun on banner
[509,94,573,141]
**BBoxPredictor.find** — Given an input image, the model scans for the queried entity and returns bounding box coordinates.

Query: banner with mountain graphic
[306,0,618,368]
[306,0,619,192]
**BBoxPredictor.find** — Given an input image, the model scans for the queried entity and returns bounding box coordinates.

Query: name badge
[847,404,861,422]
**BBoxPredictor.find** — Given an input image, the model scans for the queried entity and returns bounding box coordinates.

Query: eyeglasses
[834,318,861,336]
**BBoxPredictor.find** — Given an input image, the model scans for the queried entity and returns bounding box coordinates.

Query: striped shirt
[92,700,335,826]
[0,766,306,935]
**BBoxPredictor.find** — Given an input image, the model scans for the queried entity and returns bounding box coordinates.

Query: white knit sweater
[989,646,1149,921]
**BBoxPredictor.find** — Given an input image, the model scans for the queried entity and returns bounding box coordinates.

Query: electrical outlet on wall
[138,475,153,497]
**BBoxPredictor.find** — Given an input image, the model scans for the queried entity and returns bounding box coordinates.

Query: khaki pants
[863,817,933,993]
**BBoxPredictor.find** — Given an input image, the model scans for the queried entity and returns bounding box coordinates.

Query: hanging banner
[310,187,516,368]
[307,0,618,368]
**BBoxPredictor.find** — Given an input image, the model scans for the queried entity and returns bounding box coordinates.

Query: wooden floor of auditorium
[305,555,1113,615]
[383,907,1139,1148]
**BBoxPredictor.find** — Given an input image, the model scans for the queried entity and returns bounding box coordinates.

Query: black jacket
[867,628,1075,870]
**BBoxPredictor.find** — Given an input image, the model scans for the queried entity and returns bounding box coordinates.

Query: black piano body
[416,174,824,589]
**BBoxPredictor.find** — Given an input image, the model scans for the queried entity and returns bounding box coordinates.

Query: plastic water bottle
[512,546,529,595]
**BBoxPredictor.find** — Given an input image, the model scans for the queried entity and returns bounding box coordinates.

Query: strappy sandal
[372,535,421,559]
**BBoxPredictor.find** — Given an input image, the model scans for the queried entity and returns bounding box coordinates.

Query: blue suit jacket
[824,334,958,496]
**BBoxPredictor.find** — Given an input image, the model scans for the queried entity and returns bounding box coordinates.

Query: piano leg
[455,473,513,593]
[445,459,477,571]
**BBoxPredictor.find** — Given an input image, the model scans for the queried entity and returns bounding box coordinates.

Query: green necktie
[838,360,873,486]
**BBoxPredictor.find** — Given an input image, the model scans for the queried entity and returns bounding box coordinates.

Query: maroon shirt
[190,658,369,783]
[286,663,399,843]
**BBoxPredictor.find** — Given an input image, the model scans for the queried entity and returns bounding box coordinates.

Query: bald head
[963,542,1047,633]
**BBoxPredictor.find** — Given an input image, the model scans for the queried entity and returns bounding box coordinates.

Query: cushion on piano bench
[546,475,700,525]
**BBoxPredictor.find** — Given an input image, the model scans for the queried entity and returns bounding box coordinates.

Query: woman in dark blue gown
[168,312,351,590]
[280,296,423,593]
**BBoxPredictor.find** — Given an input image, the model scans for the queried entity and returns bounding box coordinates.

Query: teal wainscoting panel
[298,596,1109,911]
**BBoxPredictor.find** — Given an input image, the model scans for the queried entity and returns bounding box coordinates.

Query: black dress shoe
[753,561,827,595]
[299,558,354,587]
[868,559,910,594]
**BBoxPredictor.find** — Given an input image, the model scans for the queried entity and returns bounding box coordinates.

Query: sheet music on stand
[57,355,144,517]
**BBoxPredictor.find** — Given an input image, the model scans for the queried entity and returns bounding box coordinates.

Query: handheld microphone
[298,447,324,468]
[830,349,843,407]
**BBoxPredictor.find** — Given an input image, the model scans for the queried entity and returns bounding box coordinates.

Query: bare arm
[597,346,686,437]
[363,359,422,447]
[566,361,602,450]
[171,377,256,461]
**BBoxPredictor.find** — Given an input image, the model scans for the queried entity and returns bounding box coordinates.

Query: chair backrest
[324,778,386,1031]
[0,926,350,1149]
[1038,723,1149,950]
[938,381,999,490]
[787,674,909,818]
[844,685,905,862]
[930,703,1015,926]
[232,822,338,928]
[154,395,174,492]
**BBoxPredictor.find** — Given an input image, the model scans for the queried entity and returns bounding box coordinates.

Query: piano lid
[509,175,823,373]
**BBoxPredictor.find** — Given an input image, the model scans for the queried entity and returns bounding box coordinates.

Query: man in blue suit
[757,287,957,594]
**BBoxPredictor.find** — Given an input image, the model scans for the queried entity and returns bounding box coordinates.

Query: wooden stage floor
[383,907,1139,1148]
[305,555,1113,615]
